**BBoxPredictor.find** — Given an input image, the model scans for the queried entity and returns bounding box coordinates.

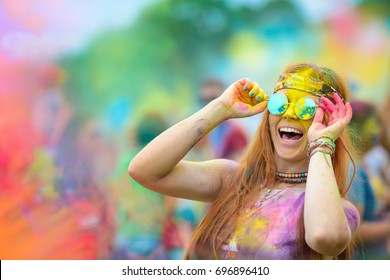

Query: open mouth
[278,127,304,141]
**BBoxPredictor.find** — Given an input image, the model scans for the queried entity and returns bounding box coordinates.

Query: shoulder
[215,159,240,184]
[341,199,358,210]
[194,159,239,182]
[219,159,240,174]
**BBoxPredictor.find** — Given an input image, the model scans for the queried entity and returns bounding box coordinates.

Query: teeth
[279,127,303,134]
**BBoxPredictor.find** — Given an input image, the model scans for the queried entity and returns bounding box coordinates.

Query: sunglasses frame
[266,92,318,120]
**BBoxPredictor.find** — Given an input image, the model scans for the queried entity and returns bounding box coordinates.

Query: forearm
[128,99,230,182]
[304,150,351,255]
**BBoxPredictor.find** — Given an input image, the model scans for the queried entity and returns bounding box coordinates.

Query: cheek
[268,114,278,125]
[268,115,280,139]
[301,121,313,145]
[302,119,313,132]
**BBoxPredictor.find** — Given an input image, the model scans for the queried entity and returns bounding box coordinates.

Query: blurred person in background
[129,63,360,260]
[365,94,390,204]
[348,101,390,259]
[0,81,114,259]
[31,64,72,154]
[198,78,248,160]
[55,116,115,259]
[365,92,390,256]
[110,112,168,259]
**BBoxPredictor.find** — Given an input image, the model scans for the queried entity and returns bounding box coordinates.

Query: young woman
[128,63,360,260]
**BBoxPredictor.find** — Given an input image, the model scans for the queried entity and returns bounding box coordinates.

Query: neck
[274,155,309,174]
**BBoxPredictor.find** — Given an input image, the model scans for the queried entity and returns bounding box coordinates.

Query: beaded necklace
[275,171,308,184]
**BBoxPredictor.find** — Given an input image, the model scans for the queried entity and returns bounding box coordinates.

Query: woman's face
[268,89,319,163]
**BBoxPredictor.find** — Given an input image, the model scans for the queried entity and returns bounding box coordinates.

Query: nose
[282,103,298,120]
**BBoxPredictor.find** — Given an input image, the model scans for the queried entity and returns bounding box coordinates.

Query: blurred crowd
[0,64,249,259]
[348,95,390,259]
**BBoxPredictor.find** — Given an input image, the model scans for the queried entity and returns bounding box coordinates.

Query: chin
[276,150,307,163]
[272,125,308,163]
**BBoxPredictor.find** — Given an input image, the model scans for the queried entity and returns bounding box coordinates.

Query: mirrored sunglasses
[267,93,317,120]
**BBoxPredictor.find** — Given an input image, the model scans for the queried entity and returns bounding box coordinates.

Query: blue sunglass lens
[268,93,288,115]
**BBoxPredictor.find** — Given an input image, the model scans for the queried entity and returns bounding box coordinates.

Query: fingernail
[256,95,262,101]
[249,92,255,97]
[244,87,248,91]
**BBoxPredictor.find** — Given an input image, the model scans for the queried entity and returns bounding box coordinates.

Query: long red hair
[185,63,356,259]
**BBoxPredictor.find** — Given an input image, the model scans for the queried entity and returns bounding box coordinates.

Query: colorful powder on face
[268,91,317,121]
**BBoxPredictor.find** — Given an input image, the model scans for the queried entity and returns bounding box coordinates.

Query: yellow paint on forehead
[275,69,328,97]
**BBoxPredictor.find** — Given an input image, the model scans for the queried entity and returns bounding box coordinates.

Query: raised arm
[128,78,267,202]
[304,93,358,257]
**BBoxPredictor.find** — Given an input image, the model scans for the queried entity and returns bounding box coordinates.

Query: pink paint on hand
[237,103,250,111]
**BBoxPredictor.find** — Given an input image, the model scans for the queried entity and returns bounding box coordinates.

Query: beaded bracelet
[307,137,336,158]
[307,137,336,149]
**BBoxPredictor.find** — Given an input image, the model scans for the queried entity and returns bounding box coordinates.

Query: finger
[321,96,337,114]
[318,102,327,110]
[243,80,252,92]
[333,92,345,111]
[251,100,268,114]
[333,92,346,117]
[312,107,324,124]
[328,103,352,128]
[344,102,353,123]
[235,78,251,92]
[254,93,263,103]
[237,78,251,85]
[318,103,330,115]
[254,88,266,103]
[249,83,264,100]
[249,87,259,98]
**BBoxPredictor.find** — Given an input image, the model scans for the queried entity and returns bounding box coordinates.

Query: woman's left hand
[307,92,353,142]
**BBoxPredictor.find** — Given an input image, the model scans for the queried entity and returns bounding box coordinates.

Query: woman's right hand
[216,78,268,119]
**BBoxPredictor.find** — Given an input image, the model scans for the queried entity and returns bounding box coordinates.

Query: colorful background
[1,0,389,259]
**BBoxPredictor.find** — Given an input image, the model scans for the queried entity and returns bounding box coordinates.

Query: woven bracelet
[307,137,336,157]
[311,136,334,143]
[309,149,333,159]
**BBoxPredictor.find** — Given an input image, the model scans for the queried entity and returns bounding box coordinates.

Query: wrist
[307,136,336,158]
[206,98,234,122]
[308,146,333,160]
[308,135,335,143]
